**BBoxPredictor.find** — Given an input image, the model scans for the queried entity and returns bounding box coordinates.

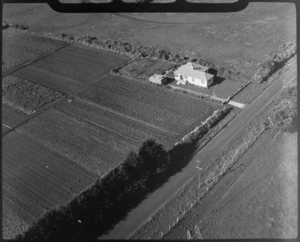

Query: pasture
[3,3,295,81]
[2,131,98,237]
[13,44,129,95]
[2,28,65,74]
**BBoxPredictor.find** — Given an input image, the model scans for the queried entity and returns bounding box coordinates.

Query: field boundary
[2,42,70,78]
[74,97,177,136]
[55,105,140,144]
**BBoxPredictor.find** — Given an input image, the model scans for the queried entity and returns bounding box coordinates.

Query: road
[99,57,296,239]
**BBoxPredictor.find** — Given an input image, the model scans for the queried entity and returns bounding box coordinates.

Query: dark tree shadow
[209,76,226,88]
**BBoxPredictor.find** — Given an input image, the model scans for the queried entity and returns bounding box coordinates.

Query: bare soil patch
[13,44,129,95]
[2,131,98,239]
[2,75,64,115]
[2,28,65,74]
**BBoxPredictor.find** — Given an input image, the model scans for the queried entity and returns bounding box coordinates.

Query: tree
[138,139,169,173]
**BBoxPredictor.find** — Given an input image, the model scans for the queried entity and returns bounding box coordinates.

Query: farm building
[174,62,214,88]
[149,74,168,84]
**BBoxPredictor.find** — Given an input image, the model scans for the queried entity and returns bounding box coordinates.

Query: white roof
[174,62,214,81]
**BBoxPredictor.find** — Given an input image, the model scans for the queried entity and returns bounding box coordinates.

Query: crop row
[57,99,177,148]
[17,109,141,176]
[2,131,98,225]
[13,44,129,95]
[2,28,65,74]
[78,75,216,136]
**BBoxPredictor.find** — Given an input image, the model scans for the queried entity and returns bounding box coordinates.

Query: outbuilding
[149,74,168,85]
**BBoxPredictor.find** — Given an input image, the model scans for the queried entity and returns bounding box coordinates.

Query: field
[2,105,28,134]
[2,2,296,239]
[2,75,64,115]
[78,75,217,136]
[115,58,175,82]
[162,130,297,239]
[3,3,296,81]
[130,71,297,239]
[2,131,99,239]
[2,28,66,74]
[56,99,176,147]
[17,74,216,176]
[16,108,138,176]
[13,44,129,95]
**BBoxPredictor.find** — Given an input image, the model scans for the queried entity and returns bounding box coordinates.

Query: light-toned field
[2,28,65,74]
[194,131,297,239]
[2,131,99,239]
[13,44,129,95]
[3,2,295,80]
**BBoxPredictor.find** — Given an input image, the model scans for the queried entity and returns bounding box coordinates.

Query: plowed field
[57,99,176,148]
[2,131,98,238]
[2,28,65,74]
[13,45,129,94]
[78,75,217,136]
[2,104,28,133]
[17,108,142,176]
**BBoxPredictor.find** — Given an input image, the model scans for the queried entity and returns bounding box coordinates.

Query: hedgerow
[253,40,296,83]
[15,107,231,240]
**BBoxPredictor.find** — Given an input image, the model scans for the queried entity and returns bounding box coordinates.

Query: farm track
[114,5,290,25]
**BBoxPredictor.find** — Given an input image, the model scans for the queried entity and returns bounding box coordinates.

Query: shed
[149,74,168,85]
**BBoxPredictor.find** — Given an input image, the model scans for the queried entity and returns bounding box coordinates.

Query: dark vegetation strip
[15,107,232,240]
[253,41,296,83]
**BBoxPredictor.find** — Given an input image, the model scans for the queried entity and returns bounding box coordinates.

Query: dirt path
[98,59,296,239]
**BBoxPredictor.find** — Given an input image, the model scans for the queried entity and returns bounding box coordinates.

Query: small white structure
[149,74,168,85]
[173,62,214,88]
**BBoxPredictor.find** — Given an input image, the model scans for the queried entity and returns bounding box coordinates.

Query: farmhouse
[149,74,168,84]
[174,62,214,88]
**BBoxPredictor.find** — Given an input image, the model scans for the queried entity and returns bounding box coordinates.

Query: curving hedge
[15,107,231,240]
